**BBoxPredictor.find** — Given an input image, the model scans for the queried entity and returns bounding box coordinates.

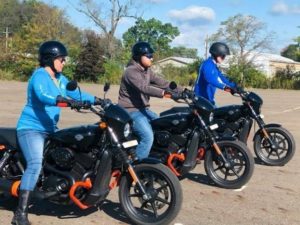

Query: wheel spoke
[128,193,142,198]
[155,196,170,205]
[229,168,240,178]
[140,200,148,209]
[156,183,168,193]
[150,202,158,218]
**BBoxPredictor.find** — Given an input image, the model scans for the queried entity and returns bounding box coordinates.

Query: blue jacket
[17,68,95,133]
[194,57,236,105]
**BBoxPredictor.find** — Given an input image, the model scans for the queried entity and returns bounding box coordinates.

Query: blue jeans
[130,109,158,160]
[17,129,49,191]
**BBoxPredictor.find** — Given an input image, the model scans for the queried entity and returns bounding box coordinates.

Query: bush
[160,64,191,86]
[99,59,123,84]
[0,69,15,80]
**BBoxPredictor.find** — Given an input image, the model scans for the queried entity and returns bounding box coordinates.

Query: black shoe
[11,190,32,225]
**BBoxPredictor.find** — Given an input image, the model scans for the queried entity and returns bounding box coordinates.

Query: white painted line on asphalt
[293,106,300,110]
[283,109,293,113]
[174,223,184,225]
[233,185,247,192]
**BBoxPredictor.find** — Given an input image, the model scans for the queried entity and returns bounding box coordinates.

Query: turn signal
[99,122,107,129]
[0,145,5,151]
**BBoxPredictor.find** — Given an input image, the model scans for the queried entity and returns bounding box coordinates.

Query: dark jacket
[118,60,170,112]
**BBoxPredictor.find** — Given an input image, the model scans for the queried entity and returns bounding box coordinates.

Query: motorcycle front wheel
[254,126,295,166]
[204,140,254,189]
[119,163,182,225]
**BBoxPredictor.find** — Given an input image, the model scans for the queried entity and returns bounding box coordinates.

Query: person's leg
[12,130,47,225]
[130,111,155,160]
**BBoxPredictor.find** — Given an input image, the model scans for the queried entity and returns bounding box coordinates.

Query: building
[152,56,198,74]
[222,52,300,78]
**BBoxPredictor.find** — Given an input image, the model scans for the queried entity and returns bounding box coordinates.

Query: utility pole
[2,27,11,53]
[204,34,209,59]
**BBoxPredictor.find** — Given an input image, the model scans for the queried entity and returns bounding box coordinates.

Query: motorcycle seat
[0,128,18,150]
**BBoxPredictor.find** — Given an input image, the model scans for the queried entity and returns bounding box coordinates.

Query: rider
[118,41,181,160]
[13,40,102,225]
[194,42,237,106]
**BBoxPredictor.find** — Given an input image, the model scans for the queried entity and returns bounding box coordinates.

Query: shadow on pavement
[0,194,131,224]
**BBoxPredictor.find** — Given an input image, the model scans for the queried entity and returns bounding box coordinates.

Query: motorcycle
[0,82,182,225]
[213,89,296,166]
[149,84,254,189]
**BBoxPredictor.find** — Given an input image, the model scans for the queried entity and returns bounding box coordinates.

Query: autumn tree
[210,14,274,86]
[74,31,105,82]
[71,0,141,59]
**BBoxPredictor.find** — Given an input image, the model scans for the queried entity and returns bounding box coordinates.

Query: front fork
[193,110,231,168]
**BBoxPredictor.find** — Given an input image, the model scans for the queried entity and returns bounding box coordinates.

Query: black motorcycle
[213,89,295,166]
[149,86,254,189]
[0,83,182,225]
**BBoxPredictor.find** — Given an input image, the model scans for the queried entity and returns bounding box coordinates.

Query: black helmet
[38,41,68,67]
[132,41,154,61]
[209,42,230,57]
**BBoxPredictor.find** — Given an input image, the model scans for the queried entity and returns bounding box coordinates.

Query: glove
[182,89,194,99]
[94,97,111,108]
[224,86,237,95]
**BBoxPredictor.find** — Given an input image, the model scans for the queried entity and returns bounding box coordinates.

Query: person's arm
[126,69,164,98]
[62,76,95,104]
[203,64,227,90]
[32,73,58,106]
[218,71,236,88]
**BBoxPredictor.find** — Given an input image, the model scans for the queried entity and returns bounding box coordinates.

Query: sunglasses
[57,57,66,63]
[144,53,153,59]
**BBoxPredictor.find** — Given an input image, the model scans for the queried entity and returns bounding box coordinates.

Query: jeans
[130,109,158,160]
[17,129,49,191]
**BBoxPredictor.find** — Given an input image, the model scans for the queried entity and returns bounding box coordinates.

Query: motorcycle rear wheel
[254,126,295,166]
[119,163,182,225]
[204,140,254,189]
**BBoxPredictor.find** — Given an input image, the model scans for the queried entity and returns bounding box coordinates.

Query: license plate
[122,140,138,148]
[210,124,219,130]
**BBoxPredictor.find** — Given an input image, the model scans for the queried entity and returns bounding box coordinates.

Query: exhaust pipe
[0,178,19,196]
[0,178,58,199]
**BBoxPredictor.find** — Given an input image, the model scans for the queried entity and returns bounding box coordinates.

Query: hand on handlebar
[56,96,91,110]
[94,97,112,108]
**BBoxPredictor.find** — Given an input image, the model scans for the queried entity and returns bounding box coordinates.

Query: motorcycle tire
[204,140,254,189]
[254,126,295,166]
[118,163,182,225]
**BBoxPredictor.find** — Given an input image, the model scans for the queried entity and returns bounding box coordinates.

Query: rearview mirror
[66,80,78,91]
[169,81,177,90]
[104,82,110,92]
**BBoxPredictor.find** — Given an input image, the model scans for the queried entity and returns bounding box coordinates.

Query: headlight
[123,123,131,138]
[209,112,214,122]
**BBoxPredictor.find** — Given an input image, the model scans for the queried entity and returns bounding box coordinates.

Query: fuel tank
[213,105,243,122]
[151,111,193,134]
[50,125,101,150]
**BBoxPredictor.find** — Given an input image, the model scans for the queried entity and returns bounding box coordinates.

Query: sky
[43,0,300,57]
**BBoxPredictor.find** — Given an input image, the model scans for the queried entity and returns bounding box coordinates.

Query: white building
[152,56,198,74]
[222,52,300,78]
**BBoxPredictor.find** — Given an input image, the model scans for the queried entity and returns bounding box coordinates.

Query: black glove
[182,89,194,99]
[94,97,111,108]
[224,86,237,95]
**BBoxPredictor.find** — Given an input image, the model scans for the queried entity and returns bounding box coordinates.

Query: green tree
[281,44,300,62]
[74,31,105,82]
[168,46,198,58]
[210,14,274,86]
[122,18,180,59]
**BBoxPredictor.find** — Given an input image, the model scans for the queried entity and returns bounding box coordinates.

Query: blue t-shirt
[194,57,236,105]
[17,68,95,133]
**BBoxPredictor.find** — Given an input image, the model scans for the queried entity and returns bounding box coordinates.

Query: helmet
[132,41,154,61]
[38,41,68,67]
[209,42,230,57]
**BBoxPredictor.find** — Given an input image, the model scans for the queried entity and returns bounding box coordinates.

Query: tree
[122,18,180,59]
[210,14,274,86]
[71,0,140,59]
[74,31,105,82]
[281,33,300,62]
[169,46,198,58]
